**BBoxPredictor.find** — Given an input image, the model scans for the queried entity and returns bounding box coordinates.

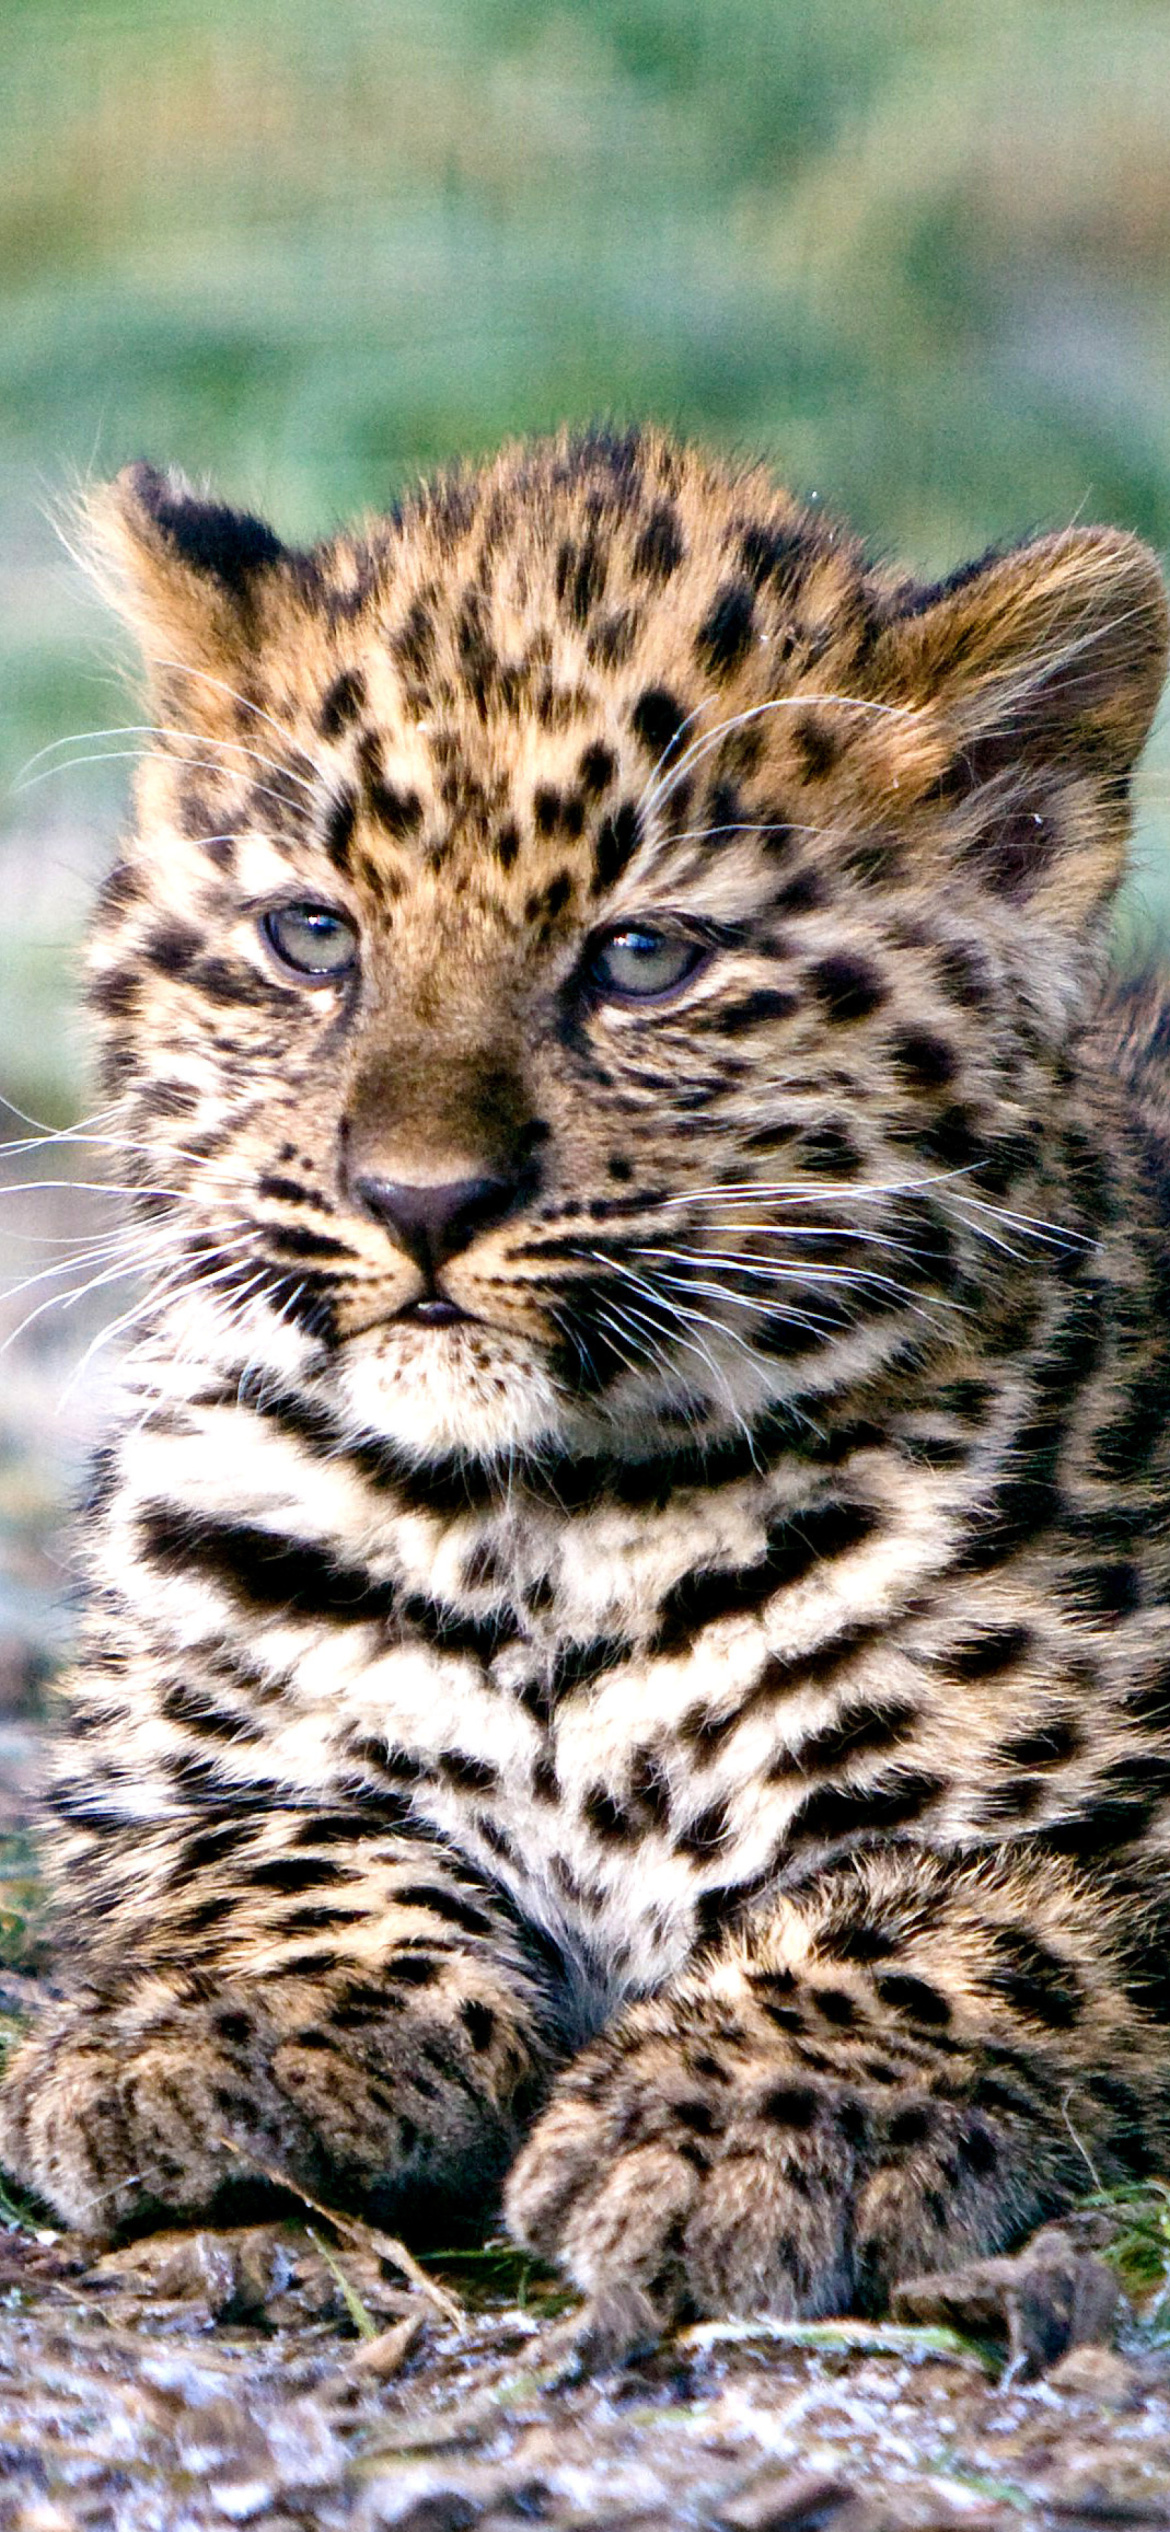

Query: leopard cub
[5,427,1170,2332]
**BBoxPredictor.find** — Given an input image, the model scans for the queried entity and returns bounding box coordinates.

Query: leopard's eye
[262,903,359,978]
[589,926,707,1003]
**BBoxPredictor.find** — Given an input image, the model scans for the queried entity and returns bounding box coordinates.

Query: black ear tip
[119,461,286,599]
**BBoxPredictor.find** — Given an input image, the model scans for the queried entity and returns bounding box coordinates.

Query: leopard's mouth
[396,1296,474,1329]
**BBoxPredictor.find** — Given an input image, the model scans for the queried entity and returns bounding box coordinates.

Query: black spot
[673,2097,718,2136]
[556,534,607,625]
[795,1123,863,1179]
[628,1746,672,1828]
[318,669,366,739]
[263,1223,356,1265]
[770,865,826,912]
[494,821,520,870]
[583,1784,639,1845]
[676,1799,730,1858]
[391,599,435,678]
[957,2123,998,2175]
[158,1680,262,1743]
[545,870,574,921]
[593,801,642,894]
[892,1028,958,1091]
[942,1626,1032,1683]
[139,1503,398,1625]
[711,987,798,1036]
[786,1771,941,1847]
[531,1750,559,1803]
[758,1312,851,1374]
[436,1751,499,1795]
[94,860,143,914]
[257,1173,324,1209]
[588,610,639,669]
[739,520,809,593]
[811,954,886,1023]
[774,1701,918,1779]
[1067,1561,1143,1620]
[358,734,422,837]
[323,788,357,870]
[630,687,686,762]
[652,1501,878,1654]
[461,1999,496,2052]
[546,1635,633,1702]
[937,1379,995,1423]
[936,942,992,1010]
[215,2011,254,2047]
[579,741,616,796]
[888,2103,932,2147]
[985,1926,1084,2030]
[794,712,840,779]
[819,1921,896,1967]
[1123,1661,1170,1734]
[384,1954,440,1987]
[398,1590,517,1664]
[392,1883,492,1935]
[999,1716,1080,1769]
[911,1103,987,1171]
[876,1974,952,2027]
[740,1117,800,1157]
[812,1987,859,2027]
[248,1854,358,1895]
[632,503,685,581]
[978,810,1055,900]
[759,2084,818,2128]
[696,581,755,677]
[142,920,203,978]
[1038,1796,1161,1860]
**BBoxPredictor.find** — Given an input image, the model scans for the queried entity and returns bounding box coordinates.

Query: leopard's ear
[868,526,1169,919]
[85,462,288,702]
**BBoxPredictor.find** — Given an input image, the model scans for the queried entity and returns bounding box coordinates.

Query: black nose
[352,1172,518,1277]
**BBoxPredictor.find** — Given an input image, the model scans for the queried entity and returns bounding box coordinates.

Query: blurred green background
[5,0,1170,1776]
[6,0,1170,1117]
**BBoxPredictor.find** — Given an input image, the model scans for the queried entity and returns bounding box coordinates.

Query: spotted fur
[4,430,1170,2326]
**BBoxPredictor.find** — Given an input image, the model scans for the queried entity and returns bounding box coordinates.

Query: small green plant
[1088,2180,1170,2329]
[0,1830,48,1976]
[419,2237,576,2316]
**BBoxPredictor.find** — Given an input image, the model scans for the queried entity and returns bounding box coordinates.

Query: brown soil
[2,2202,1170,2532]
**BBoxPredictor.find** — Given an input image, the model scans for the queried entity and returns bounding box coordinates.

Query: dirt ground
[3,2062,1170,2532]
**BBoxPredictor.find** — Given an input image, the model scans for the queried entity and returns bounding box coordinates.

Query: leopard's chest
[110,1400,967,2010]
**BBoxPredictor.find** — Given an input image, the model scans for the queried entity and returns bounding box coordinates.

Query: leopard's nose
[351,1172,518,1276]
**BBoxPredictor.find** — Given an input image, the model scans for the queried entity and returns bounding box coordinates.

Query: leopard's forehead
[241,430,900,924]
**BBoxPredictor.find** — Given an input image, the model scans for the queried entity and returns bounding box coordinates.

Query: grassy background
[5,0,1170,1114]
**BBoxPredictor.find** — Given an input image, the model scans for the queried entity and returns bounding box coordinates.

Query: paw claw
[543,2281,663,2376]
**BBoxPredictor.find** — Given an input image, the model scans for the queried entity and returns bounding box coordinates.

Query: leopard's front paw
[0,1986,318,2237]
[505,1999,861,2324]
[506,1988,1028,2327]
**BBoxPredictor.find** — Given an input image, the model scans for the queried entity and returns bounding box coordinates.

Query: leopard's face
[87,433,1165,1461]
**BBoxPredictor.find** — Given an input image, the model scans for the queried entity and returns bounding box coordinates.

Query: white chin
[329,1320,573,1459]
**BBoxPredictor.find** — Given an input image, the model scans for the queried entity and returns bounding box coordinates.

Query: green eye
[262,903,358,978]
[590,925,706,1002]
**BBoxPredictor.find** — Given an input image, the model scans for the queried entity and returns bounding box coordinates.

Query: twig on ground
[214,2136,465,2328]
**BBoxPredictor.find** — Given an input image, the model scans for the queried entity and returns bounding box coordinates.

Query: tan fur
[3,430,1170,2324]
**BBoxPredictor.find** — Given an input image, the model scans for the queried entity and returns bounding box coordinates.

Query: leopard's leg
[0,1807,549,2238]
[507,1842,1164,2323]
